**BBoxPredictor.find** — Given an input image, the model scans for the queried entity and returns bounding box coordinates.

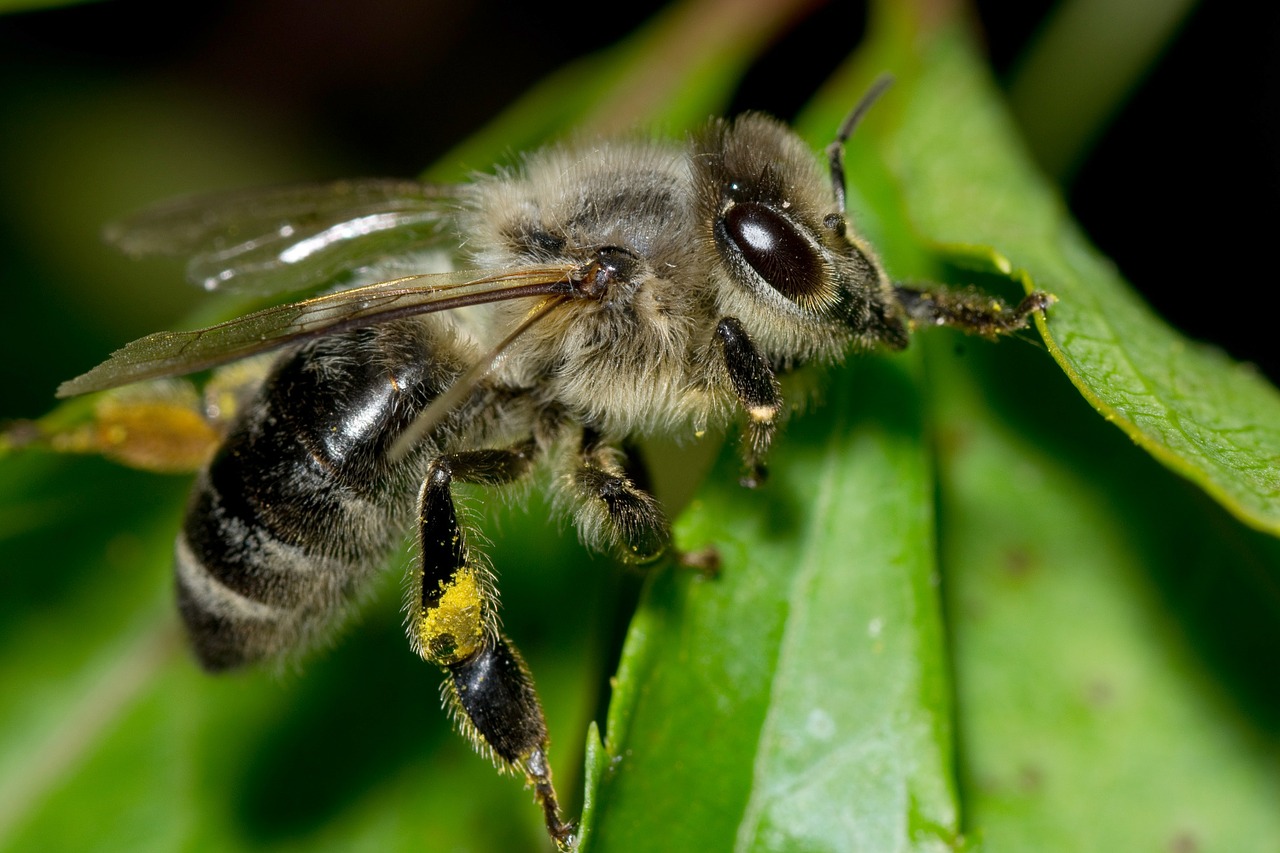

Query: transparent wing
[57,265,577,398]
[103,179,464,296]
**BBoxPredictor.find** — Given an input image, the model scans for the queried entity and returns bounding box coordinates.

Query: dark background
[1,0,1277,420]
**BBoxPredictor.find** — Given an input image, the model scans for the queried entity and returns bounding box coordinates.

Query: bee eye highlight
[722,202,823,303]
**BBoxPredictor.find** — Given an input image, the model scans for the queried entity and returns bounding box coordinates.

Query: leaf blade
[925,329,1280,851]
[588,354,961,852]
[883,27,1280,536]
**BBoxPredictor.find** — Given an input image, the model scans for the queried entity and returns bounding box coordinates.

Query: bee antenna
[826,73,894,213]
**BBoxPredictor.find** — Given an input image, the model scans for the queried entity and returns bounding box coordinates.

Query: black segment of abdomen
[177,325,449,668]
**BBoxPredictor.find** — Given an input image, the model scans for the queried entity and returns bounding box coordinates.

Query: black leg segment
[893,285,1055,339]
[715,316,781,488]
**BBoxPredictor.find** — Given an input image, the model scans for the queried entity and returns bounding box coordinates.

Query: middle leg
[564,431,671,566]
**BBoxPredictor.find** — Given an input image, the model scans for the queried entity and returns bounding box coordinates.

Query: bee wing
[104,179,464,296]
[57,265,577,398]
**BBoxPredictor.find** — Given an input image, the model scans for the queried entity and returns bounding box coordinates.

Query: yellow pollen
[418,568,486,665]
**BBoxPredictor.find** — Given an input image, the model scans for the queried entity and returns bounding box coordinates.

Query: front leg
[410,444,576,851]
[893,285,1054,339]
[715,317,781,488]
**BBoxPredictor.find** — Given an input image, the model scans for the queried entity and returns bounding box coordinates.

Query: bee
[57,78,1050,850]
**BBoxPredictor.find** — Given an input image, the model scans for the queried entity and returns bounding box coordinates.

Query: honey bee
[58,78,1050,850]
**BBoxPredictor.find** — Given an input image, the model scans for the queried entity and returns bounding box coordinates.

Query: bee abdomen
[175,532,314,670]
[177,326,456,671]
[176,461,371,670]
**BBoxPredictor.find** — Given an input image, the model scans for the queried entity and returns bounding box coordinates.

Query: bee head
[696,89,906,366]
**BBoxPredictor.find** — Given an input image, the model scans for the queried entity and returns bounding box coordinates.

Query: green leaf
[927,329,1280,852]
[882,25,1280,536]
[586,354,960,852]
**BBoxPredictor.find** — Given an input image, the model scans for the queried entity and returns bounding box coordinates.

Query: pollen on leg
[417,566,487,666]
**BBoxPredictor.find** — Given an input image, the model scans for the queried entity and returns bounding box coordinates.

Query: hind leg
[409,442,576,851]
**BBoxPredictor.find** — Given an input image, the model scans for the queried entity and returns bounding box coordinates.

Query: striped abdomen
[176,324,456,670]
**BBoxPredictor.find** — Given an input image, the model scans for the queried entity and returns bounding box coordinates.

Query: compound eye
[723,202,824,303]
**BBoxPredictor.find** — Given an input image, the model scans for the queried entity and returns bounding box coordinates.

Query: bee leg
[571,437,718,575]
[410,444,577,852]
[571,436,671,565]
[893,285,1055,339]
[714,317,781,489]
